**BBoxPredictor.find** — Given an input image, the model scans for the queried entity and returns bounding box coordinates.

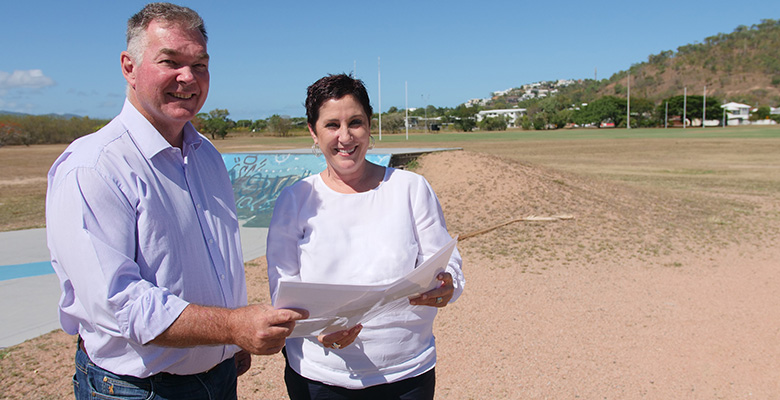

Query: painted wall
[223,153,392,227]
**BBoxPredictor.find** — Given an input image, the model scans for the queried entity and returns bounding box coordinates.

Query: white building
[721,102,752,125]
[476,108,527,128]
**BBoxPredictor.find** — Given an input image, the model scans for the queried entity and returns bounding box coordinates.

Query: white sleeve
[411,175,465,302]
[266,186,304,304]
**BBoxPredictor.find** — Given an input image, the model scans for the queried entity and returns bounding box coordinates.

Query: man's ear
[121,51,136,88]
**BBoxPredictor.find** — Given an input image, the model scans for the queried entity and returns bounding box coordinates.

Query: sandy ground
[2,150,779,399]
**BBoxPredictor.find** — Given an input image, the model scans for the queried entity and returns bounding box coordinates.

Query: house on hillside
[721,102,752,125]
[476,108,527,128]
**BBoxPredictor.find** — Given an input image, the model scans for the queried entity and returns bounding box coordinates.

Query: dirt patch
[2,150,779,399]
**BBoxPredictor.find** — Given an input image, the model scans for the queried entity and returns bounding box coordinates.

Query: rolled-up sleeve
[48,166,188,345]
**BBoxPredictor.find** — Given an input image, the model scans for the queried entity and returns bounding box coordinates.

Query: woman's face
[309,95,371,180]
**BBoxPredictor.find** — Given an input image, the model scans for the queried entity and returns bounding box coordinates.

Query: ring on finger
[331,342,341,349]
[435,297,443,304]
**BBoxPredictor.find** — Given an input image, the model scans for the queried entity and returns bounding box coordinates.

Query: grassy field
[1,125,778,232]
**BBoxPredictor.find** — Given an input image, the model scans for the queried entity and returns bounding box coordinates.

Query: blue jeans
[73,345,237,400]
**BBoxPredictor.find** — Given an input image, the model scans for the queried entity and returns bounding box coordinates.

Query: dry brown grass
[0,144,65,231]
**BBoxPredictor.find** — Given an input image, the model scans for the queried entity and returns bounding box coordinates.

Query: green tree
[751,106,771,121]
[573,96,626,127]
[197,108,231,139]
[382,113,405,133]
[451,105,477,132]
[268,114,292,136]
[629,97,658,127]
[478,116,508,131]
[658,95,722,126]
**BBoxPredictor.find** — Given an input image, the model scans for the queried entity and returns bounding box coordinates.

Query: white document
[275,237,458,338]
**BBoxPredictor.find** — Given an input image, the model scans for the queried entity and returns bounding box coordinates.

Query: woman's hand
[409,272,454,308]
[318,324,362,350]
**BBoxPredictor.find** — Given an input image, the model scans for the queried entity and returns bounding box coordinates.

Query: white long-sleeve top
[267,166,464,389]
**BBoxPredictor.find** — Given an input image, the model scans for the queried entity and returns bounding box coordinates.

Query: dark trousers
[284,358,435,400]
[73,344,237,400]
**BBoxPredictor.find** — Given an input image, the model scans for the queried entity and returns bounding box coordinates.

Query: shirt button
[208,238,214,244]
[196,204,202,209]
[221,274,226,280]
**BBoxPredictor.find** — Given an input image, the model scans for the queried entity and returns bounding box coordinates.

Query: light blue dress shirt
[46,99,246,378]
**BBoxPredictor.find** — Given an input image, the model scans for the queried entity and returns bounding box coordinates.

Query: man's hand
[228,304,308,355]
[150,303,308,355]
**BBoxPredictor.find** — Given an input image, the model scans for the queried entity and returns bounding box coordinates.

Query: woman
[266,74,465,399]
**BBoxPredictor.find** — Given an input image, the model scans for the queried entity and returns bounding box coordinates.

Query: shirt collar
[119,98,203,158]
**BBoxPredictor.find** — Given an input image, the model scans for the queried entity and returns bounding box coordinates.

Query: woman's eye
[350,120,363,126]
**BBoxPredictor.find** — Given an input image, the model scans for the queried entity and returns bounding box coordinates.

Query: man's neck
[127,96,185,149]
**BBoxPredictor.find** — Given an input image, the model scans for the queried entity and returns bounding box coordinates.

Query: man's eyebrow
[158,48,210,61]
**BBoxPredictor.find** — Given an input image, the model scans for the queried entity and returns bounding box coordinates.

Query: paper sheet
[274,237,458,337]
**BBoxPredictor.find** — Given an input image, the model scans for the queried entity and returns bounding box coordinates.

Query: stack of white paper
[274,237,458,337]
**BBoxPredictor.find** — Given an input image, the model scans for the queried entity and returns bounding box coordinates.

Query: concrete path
[0,226,267,349]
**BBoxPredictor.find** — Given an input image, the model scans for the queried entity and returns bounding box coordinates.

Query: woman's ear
[308,123,317,142]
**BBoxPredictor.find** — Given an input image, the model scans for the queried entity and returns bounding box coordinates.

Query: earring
[368,135,375,150]
[311,143,321,157]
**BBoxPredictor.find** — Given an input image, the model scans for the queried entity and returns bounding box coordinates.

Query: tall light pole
[377,57,382,141]
[405,81,409,140]
[702,85,707,128]
[626,71,631,130]
[683,87,687,129]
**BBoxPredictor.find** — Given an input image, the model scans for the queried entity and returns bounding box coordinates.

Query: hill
[589,19,780,106]
[488,19,780,109]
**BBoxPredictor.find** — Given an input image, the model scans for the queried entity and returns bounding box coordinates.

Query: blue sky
[1,1,778,120]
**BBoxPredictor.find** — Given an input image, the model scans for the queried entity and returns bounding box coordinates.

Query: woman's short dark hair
[305,74,373,130]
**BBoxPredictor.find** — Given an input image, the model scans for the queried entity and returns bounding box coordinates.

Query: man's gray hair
[126,2,207,63]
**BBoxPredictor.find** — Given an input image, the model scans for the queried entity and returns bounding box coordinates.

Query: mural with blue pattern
[222,153,392,227]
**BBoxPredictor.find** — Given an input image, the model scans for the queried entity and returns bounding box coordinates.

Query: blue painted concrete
[0,261,53,281]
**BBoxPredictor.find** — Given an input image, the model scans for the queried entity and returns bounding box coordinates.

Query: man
[45,3,307,399]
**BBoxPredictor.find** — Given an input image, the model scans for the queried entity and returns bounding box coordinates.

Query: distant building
[476,108,527,128]
[721,102,752,125]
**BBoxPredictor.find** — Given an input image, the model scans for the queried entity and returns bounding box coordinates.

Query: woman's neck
[321,163,385,194]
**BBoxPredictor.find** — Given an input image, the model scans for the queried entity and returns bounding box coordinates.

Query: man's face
[123,19,209,136]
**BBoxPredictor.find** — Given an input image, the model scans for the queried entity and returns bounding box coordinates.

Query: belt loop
[77,335,89,359]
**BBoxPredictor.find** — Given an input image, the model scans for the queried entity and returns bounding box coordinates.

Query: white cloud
[0,69,55,89]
